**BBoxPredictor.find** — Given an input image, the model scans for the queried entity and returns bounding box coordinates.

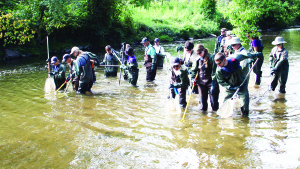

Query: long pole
[231,58,259,99]
[112,50,122,64]
[118,43,125,86]
[47,36,50,77]
[180,72,198,122]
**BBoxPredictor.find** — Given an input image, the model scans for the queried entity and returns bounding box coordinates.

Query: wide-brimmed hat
[70,46,79,54]
[51,56,58,64]
[230,37,241,45]
[272,37,287,45]
[140,37,149,44]
[62,54,71,63]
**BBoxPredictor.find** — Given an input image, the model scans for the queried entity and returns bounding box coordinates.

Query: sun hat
[230,37,241,45]
[70,46,79,54]
[51,56,58,64]
[272,37,287,45]
[62,54,71,63]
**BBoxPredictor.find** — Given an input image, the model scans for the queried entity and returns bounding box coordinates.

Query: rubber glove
[229,86,239,91]
[270,68,277,75]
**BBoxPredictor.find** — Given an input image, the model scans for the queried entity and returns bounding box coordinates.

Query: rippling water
[1,29,300,168]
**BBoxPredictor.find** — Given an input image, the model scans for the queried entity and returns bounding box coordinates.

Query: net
[44,77,56,93]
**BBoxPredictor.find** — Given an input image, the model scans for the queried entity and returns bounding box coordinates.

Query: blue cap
[140,37,149,44]
[51,56,58,64]
[62,54,71,63]
[172,57,181,66]
[154,38,160,42]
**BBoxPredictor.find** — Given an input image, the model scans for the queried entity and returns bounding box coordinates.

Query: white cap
[70,46,79,54]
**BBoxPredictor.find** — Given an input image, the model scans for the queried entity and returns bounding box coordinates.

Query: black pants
[170,87,187,108]
[146,65,157,81]
[198,83,219,111]
[252,54,264,85]
[271,63,289,93]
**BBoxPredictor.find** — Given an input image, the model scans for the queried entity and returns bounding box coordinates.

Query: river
[0,29,300,168]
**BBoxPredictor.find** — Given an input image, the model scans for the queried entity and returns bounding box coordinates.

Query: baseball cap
[62,54,71,63]
[140,37,149,44]
[51,56,58,64]
[70,46,79,54]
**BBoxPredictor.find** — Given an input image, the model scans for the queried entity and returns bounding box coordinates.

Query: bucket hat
[272,37,287,45]
[230,37,241,45]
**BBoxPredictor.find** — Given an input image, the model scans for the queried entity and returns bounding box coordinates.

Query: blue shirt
[220,58,241,77]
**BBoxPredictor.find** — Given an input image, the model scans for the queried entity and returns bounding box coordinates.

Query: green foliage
[221,0,300,44]
[0,12,35,46]
[128,0,221,41]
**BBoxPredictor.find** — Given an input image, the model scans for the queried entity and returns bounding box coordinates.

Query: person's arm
[274,49,288,70]
[176,69,189,88]
[55,64,66,79]
[190,59,199,78]
[150,47,157,64]
[216,68,231,90]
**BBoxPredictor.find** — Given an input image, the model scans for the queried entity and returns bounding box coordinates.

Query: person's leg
[178,87,187,108]
[270,74,279,91]
[279,64,289,93]
[198,84,208,111]
[209,82,219,111]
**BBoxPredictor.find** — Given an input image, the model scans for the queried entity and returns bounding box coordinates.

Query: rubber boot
[241,107,249,117]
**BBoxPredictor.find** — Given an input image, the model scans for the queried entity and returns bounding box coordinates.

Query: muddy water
[1,29,300,168]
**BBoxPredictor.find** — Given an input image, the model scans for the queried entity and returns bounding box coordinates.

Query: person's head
[154,38,160,46]
[70,46,80,57]
[214,53,226,67]
[125,44,131,51]
[62,54,71,64]
[221,28,227,36]
[105,45,112,54]
[184,41,194,53]
[141,37,149,47]
[272,36,286,49]
[51,56,59,66]
[126,47,134,56]
[172,57,181,71]
[195,44,208,57]
[230,37,242,50]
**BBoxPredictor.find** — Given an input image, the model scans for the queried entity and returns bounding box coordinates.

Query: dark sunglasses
[231,44,237,47]
[173,65,180,68]
[217,60,223,65]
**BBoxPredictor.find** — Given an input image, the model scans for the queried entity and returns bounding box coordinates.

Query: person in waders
[214,28,227,54]
[141,37,157,82]
[120,47,139,86]
[48,56,66,90]
[247,34,264,85]
[70,46,94,94]
[100,45,119,77]
[153,38,165,69]
[269,37,289,94]
[214,53,250,117]
[169,57,189,108]
[62,54,78,91]
[190,44,219,112]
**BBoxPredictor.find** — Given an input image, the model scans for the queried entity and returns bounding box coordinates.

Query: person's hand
[120,64,126,69]
[48,72,55,76]
[176,46,183,52]
[169,84,174,88]
[71,73,75,78]
[270,68,277,75]
[229,86,239,91]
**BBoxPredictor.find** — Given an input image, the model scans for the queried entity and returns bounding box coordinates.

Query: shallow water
[1,29,300,168]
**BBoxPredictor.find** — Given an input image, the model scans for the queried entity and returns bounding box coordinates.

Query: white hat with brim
[70,46,79,54]
[230,37,241,45]
[272,37,287,45]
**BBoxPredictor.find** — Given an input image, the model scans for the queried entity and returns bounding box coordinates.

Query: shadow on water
[1,29,300,168]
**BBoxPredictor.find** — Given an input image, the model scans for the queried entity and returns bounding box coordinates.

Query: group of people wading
[169,28,289,117]
[47,31,289,117]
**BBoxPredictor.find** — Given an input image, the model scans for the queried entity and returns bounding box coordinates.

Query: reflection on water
[1,30,300,168]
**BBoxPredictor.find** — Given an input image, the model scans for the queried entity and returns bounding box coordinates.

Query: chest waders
[78,54,93,93]
[144,47,155,81]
